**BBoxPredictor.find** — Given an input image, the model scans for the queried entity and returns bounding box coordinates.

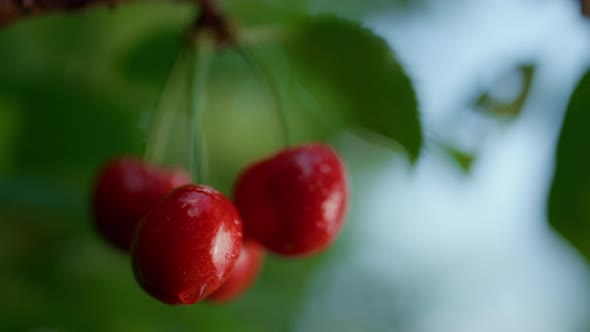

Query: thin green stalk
[235,45,291,147]
[144,51,188,163]
[187,34,214,183]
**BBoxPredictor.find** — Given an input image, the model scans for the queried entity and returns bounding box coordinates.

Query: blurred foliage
[475,64,535,120]
[0,1,420,331]
[548,69,590,263]
[441,144,475,173]
[282,16,421,161]
[222,0,416,24]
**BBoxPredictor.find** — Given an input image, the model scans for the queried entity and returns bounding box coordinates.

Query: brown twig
[0,0,128,27]
[583,0,590,17]
[187,0,235,46]
[0,0,233,38]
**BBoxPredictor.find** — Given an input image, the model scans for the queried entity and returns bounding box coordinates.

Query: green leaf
[442,144,476,173]
[121,27,185,85]
[548,69,590,261]
[0,74,143,177]
[224,0,416,23]
[281,16,422,161]
[475,64,535,119]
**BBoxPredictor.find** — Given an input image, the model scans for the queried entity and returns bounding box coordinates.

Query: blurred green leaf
[281,16,422,161]
[223,0,416,23]
[442,144,475,173]
[0,98,21,172]
[548,69,590,262]
[475,64,535,119]
[0,74,143,179]
[121,27,185,85]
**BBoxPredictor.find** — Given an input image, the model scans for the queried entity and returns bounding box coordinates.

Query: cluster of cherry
[91,143,349,305]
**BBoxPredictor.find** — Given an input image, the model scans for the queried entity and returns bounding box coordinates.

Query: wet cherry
[207,239,265,303]
[234,143,349,257]
[131,184,243,305]
[92,156,191,252]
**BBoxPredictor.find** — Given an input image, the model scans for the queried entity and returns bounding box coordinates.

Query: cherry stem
[144,50,188,164]
[187,33,213,184]
[236,46,291,147]
[190,0,235,47]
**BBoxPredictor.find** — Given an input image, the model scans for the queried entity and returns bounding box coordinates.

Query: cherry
[207,239,265,303]
[234,143,349,257]
[131,184,243,305]
[92,156,191,252]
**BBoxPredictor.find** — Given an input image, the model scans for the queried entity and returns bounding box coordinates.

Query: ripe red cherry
[234,143,349,257]
[207,239,265,303]
[92,156,191,252]
[131,184,243,305]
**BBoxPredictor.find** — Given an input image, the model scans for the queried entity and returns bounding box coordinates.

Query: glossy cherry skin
[234,143,349,257]
[207,239,265,303]
[92,156,191,252]
[131,184,243,305]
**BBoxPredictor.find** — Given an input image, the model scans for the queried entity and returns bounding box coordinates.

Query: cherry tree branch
[0,0,231,33]
[584,0,590,17]
[0,0,132,27]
